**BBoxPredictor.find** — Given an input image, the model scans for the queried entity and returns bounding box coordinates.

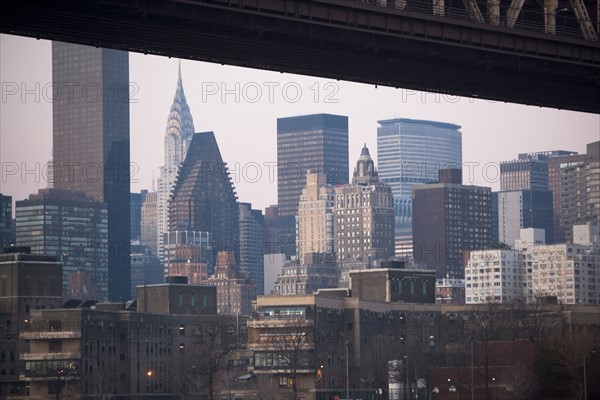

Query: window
[410,281,415,295]
[422,281,427,296]
[178,293,183,306]
[203,294,207,307]
[191,294,195,307]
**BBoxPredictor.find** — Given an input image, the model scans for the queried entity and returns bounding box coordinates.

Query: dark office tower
[168,132,239,259]
[130,191,144,243]
[264,205,280,254]
[52,42,130,301]
[413,169,492,279]
[0,194,12,252]
[492,190,554,245]
[15,189,109,299]
[277,114,349,257]
[377,118,462,259]
[561,142,600,241]
[238,203,266,295]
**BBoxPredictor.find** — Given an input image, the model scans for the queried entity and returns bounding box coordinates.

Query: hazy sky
[1,33,599,213]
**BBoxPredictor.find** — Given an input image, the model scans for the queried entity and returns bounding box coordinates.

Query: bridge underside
[1,0,599,113]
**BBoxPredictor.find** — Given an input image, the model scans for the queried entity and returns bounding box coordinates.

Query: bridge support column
[488,0,500,24]
[434,0,445,16]
[544,0,558,34]
[506,0,525,27]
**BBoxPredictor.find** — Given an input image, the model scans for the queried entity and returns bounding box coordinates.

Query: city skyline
[1,34,599,213]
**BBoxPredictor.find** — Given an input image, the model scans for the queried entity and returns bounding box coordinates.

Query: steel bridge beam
[1,0,599,113]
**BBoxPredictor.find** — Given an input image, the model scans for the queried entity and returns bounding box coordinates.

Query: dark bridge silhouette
[2,0,599,113]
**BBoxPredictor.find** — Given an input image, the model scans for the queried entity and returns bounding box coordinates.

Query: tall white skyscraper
[377,118,462,258]
[157,63,196,264]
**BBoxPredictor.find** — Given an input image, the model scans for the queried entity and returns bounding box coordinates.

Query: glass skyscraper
[277,114,349,257]
[52,42,130,301]
[377,118,462,257]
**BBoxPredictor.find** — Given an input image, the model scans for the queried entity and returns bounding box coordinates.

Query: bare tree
[501,360,540,400]
[265,316,313,400]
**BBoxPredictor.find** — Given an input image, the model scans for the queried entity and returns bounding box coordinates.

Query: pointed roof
[164,61,196,169]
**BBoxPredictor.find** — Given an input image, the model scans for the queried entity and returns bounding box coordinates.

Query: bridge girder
[1,0,599,113]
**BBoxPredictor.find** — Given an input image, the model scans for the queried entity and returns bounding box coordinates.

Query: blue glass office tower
[377,118,462,257]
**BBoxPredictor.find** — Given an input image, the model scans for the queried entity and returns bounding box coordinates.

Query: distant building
[67,270,104,301]
[264,205,280,254]
[166,245,208,284]
[15,189,108,299]
[548,152,586,242]
[263,253,285,295]
[274,253,338,296]
[435,277,466,305]
[130,191,143,243]
[208,251,256,316]
[137,276,217,315]
[349,263,436,304]
[140,190,158,256]
[296,171,335,261]
[377,118,462,259]
[465,249,525,304]
[52,42,130,301]
[163,230,213,276]
[492,189,554,244]
[0,248,63,398]
[238,203,266,294]
[412,168,492,279]
[560,141,600,241]
[130,244,163,299]
[168,132,239,263]
[334,145,395,286]
[277,114,349,257]
[157,63,196,264]
[0,193,12,251]
[528,224,599,304]
[21,282,244,400]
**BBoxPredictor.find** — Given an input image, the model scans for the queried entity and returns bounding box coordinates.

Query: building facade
[140,190,158,257]
[277,114,349,257]
[274,253,338,296]
[377,118,462,258]
[130,245,164,299]
[168,132,239,264]
[166,245,208,284]
[264,205,280,255]
[296,171,335,261]
[0,194,13,251]
[238,203,266,295]
[560,141,600,241]
[412,169,492,279]
[130,191,143,243]
[334,145,395,286]
[52,42,130,301]
[0,249,63,398]
[208,252,256,316]
[465,249,525,304]
[157,64,196,265]
[492,189,554,245]
[15,189,108,299]
[435,278,466,305]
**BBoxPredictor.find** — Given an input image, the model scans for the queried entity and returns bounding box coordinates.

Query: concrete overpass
[1,0,599,113]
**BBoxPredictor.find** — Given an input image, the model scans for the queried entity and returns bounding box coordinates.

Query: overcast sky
[1,33,599,213]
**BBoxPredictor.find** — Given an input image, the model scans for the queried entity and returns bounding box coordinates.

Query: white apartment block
[465,249,525,304]
[466,225,599,304]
